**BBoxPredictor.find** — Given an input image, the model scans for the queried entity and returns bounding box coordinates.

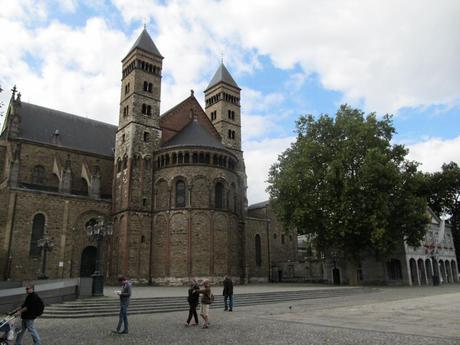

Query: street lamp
[86,216,113,296]
[37,231,55,280]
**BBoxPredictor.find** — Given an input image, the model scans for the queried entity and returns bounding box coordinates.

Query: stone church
[0,29,297,284]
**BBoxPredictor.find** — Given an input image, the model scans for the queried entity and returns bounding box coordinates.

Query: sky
[0,0,459,205]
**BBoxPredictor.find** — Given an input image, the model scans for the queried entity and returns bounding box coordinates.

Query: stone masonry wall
[6,189,110,281]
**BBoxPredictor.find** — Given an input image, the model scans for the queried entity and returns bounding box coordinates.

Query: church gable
[160,93,221,145]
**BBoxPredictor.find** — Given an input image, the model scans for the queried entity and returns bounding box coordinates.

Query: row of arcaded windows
[137,59,161,76]
[122,59,161,78]
[205,92,240,107]
[116,156,152,173]
[171,180,227,209]
[122,60,136,78]
[157,151,236,170]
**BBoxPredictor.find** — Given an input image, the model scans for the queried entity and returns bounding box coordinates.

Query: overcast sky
[1,0,459,204]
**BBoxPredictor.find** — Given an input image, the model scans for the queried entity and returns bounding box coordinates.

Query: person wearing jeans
[113,276,131,334]
[14,284,43,345]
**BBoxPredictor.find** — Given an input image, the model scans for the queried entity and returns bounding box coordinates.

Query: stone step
[42,287,376,319]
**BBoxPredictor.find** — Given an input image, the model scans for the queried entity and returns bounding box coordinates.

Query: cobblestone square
[13,285,460,345]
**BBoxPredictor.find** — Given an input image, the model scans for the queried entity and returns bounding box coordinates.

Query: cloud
[112,0,460,114]
[244,136,295,204]
[407,136,460,173]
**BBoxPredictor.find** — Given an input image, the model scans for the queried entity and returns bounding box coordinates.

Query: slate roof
[125,28,163,59]
[206,63,240,91]
[161,118,225,150]
[248,200,270,210]
[17,102,117,156]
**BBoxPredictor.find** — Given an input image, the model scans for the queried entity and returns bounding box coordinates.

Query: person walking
[113,276,131,334]
[223,275,234,312]
[198,280,212,329]
[185,278,200,326]
[14,284,44,345]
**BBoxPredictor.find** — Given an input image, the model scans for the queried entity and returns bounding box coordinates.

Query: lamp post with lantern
[86,216,113,296]
[37,231,55,280]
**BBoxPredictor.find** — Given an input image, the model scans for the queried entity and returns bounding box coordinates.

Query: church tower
[204,62,248,212]
[204,63,241,151]
[112,28,163,279]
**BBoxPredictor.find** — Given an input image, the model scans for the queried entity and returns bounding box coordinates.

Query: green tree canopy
[425,162,460,264]
[267,105,429,262]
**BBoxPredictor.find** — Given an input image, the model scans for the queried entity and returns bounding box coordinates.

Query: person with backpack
[14,284,44,345]
[198,280,213,329]
[185,278,199,326]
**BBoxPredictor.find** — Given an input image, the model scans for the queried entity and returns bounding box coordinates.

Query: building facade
[0,29,296,284]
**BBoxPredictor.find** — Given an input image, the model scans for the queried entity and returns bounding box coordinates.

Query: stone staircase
[42,287,377,319]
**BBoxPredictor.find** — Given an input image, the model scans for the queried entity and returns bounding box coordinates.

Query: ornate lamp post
[86,216,113,296]
[37,230,55,280]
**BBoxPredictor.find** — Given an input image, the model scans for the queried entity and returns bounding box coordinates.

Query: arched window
[215,182,224,209]
[30,214,45,257]
[143,81,148,91]
[255,234,262,267]
[148,83,153,92]
[147,105,152,116]
[175,180,186,207]
[32,165,45,185]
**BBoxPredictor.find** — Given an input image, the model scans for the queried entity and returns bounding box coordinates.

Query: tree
[267,105,429,271]
[425,162,460,266]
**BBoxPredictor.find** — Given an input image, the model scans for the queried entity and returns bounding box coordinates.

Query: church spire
[124,28,163,61]
[205,62,240,91]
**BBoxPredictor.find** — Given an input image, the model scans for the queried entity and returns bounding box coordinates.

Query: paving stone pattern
[16,285,460,345]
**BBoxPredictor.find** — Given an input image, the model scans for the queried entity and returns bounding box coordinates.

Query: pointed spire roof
[205,63,240,91]
[124,28,163,60]
[162,118,225,150]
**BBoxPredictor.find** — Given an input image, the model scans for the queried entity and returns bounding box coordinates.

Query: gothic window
[32,165,45,185]
[228,129,231,138]
[30,214,45,257]
[255,234,262,267]
[215,182,224,209]
[175,180,186,207]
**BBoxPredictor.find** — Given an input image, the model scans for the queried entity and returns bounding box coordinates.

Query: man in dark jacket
[113,276,131,334]
[185,278,200,326]
[14,284,43,345]
[223,276,233,311]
